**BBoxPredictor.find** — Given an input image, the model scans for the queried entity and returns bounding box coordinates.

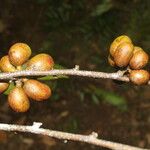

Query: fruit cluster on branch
[108,35,149,85]
[0,36,149,112]
[0,43,54,112]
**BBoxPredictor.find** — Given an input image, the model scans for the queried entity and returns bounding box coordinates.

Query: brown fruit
[133,46,143,54]
[129,47,149,69]
[129,70,149,85]
[108,55,115,67]
[0,82,9,94]
[109,35,132,57]
[0,55,16,72]
[26,53,54,71]
[9,43,31,66]
[114,42,134,67]
[23,79,51,101]
[8,87,30,112]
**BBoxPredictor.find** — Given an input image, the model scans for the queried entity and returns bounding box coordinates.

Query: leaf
[4,82,15,95]
[38,64,68,80]
[90,86,127,110]
[38,75,68,81]
[64,118,78,133]
[51,93,60,101]
[21,63,27,70]
[54,64,66,69]
[78,91,85,102]
[91,0,113,16]
[102,92,127,110]
[91,94,100,105]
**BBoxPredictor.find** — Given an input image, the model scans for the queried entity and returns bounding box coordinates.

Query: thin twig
[0,122,148,150]
[0,68,129,82]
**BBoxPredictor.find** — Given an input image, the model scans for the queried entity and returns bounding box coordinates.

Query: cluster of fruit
[0,43,54,112]
[108,35,149,85]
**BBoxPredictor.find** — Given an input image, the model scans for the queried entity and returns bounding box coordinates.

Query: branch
[0,122,147,150]
[0,67,129,82]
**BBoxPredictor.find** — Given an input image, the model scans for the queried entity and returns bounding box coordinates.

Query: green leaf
[77,91,85,102]
[64,118,78,133]
[37,64,68,81]
[21,63,27,70]
[38,75,68,80]
[54,64,66,69]
[90,86,127,110]
[91,94,100,105]
[102,92,127,110]
[4,82,15,95]
[91,0,113,16]
[51,93,60,101]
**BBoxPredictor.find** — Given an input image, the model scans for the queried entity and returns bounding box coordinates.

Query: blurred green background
[0,0,150,150]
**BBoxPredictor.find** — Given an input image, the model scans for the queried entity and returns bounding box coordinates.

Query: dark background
[0,0,150,149]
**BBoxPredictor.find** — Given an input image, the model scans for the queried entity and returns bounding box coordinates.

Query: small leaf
[91,0,113,16]
[57,75,69,79]
[38,76,59,80]
[21,63,27,70]
[54,64,66,69]
[91,94,100,105]
[102,92,127,110]
[78,91,85,102]
[51,93,60,101]
[64,118,78,133]
[38,75,68,80]
[90,86,127,110]
[4,82,15,95]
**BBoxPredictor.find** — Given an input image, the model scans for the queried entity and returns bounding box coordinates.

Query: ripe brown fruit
[26,53,54,71]
[109,35,132,57]
[8,87,30,112]
[9,43,31,66]
[129,70,149,85]
[129,47,149,69]
[23,79,51,101]
[0,55,16,72]
[132,46,143,54]
[0,82,9,94]
[108,55,115,67]
[114,42,134,67]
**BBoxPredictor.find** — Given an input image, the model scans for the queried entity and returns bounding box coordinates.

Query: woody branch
[0,67,129,82]
[0,122,148,150]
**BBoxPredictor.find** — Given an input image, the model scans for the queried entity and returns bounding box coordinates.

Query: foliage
[85,85,127,111]
[4,82,15,95]
[38,64,68,80]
